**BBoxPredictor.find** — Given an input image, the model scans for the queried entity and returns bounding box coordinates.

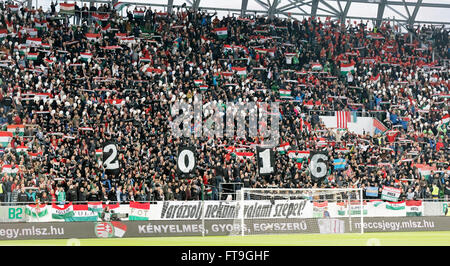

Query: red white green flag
[231,67,247,77]
[129,202,150,220]
[25,204,48,218]
[7,124,25,136]
[406,200,423,216]
[85,33,101,42]
[27,37,42,46]
[59,3,75,14]
[52,203,74,219]
[213,27,228,39]
[80,52,92,62]
[340,62,355,75]
[113,2,129,11]
[311,63,322,71]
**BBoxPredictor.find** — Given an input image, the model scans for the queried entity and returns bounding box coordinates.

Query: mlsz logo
[170,94,280,145]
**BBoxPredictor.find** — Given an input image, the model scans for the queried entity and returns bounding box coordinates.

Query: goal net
[234,188,364,236]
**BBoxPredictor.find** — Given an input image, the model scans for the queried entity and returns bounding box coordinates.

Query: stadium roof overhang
[89,0,450,27]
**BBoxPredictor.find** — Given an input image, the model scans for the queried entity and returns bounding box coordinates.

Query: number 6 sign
[309,151,329,180]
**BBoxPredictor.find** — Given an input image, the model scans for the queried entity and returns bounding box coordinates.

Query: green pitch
[1,231,450,246]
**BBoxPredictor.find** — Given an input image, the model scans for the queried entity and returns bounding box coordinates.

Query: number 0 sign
[177,147,196,176]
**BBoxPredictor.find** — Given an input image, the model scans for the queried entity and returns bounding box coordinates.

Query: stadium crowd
[0,1,447,205]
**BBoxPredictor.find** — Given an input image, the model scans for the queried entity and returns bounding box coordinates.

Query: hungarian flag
[33,93,53,100]
[336,111,350,129]
[385,201,405,211]
[6,21,14,33]
[311,63,322,71]
[105,99,125,107]
[235,152,254,160]
[115,32,128,39]
[101,45,123,50]
[120,37,135,44]
[7,124,25,136]
[65,205,98,221]
[18,45,27,55]
[140,56,151,63]
[34,19,48,30]
[288,150,310,159]
[113,2,129,11]
[80,52,93,62]
[133,10,145,18]
[92,13,110,21]
[406,200,423,216]
[313,201,328,218]
[52,203,74,219]
[340,62,355,75]
[27,37,42,46]
[0,29,7,39]
[88,202,103,214]
[288,150,310,169]
[303,100,314,109]
[254,48,268,54]
[199,85,208,91]
[22,27,37,37]
[414,164,436,179]
[213,27,228,39]
[277,142,290,154]
[96,149,102,160]
[59,3,75,14]
[41,43,51,49]
[28,151,43,159]
[220,72,233,80]
[101,202,118,212]
[254,29,268,34]
[335,148,350,153]
[146,68,163,75]
[85,33,101,42]
[7,4,19,12]
[279,89,292,99]
[285,52,296,62]
[15,145,28,154]
[25,204,48,218]
[27,53,39,61]
[440,114,450,126]
[232,67,247,77]
[0,131,13,147]
[2,164,19,175]
[223,44,234,53]
[194,80,203,86]
[129,202,150,220]
[370,73,380,83]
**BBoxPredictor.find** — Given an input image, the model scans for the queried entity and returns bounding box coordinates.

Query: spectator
[17,187,28,204]
[55,187,66,204]
[0,4,445,205]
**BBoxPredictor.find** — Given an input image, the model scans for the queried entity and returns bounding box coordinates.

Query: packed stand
[0,2,447,205]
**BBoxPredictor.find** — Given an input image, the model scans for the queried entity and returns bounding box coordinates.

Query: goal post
[237,188,364,236]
